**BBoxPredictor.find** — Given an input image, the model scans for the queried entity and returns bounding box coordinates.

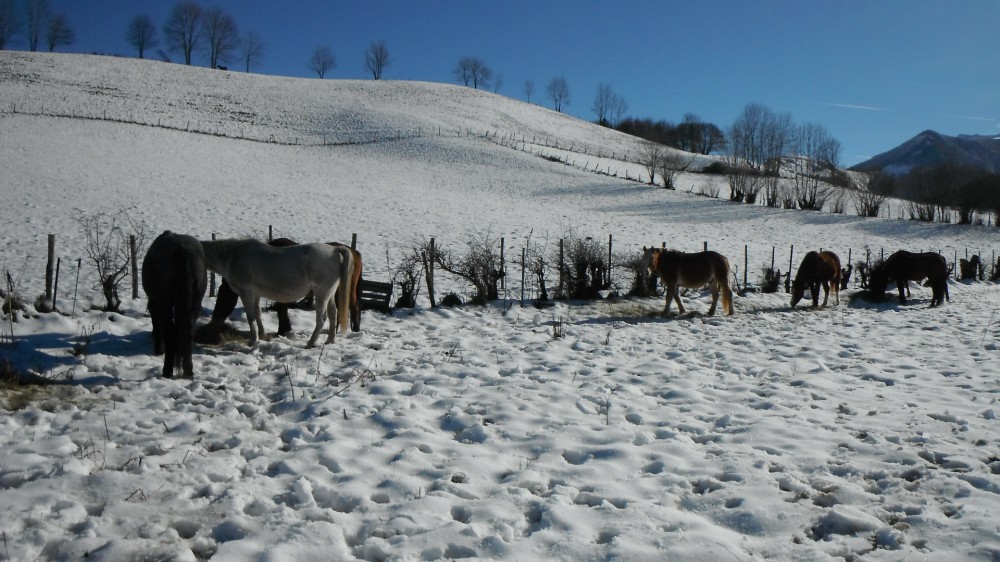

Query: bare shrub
[434,231,505,305]
[76,209,148,312]
[657,150,694,190]
[758,265,782,293]
[390,241,426,309]
[555,233,609,300]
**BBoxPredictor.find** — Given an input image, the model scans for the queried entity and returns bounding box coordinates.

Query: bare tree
[163,1,202,65]
[453,56,492,89]
[308,45,335,78]
[492,73,503,93]
[850,171,890,218]
[792,122,840,210]
[657,150,694,190]
[523,79,535,103]
[592,82,614,126]
[44,11,72,52]
[363,39,390,79]
[240,30,264,72]
[641,142,663,186]
[546,76,570,112]
[0,0,21,50]
[202,7,239,69]
[126,14,157,58]
[24,0,48,51]
[610,92,628,127]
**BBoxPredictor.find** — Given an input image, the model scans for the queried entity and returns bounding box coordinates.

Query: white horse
[201,238,354,347]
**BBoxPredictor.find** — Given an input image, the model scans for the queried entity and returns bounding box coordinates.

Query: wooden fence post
[45,234,55,303]
[521,247,526,304]
[500,237,506,295]
[558,239,565,298]
[209,233,217,297]
[351,233,357,250]
[607,234,613,288]
[426,238,436,308]
[786,245,794,293]
[52,257,61,312]
[743,245,748,293]
[268,225,273,242]
[130,234,138,300]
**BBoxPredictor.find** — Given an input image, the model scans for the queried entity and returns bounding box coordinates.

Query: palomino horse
[205,238,364,338]
[201,238,354,347]
[641,247,734,316]
[142,231,207,378]
[790,250,841,308]
[870,250,950,307]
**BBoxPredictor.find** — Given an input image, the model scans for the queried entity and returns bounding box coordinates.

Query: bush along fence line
[4,218,1000,329]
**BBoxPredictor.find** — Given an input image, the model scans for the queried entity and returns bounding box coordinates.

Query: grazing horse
[201,238,354,347]
[790,250,842,308]
[870,250,950,307]
[206,238,364,338]
[142,231,207,378]
[641,247,734,316]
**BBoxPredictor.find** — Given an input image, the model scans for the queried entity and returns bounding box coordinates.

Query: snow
[2,51,1000,561]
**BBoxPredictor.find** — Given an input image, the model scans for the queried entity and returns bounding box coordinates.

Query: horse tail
[720,255,735,315]
[172,246,194,374]
[336,248,353,333]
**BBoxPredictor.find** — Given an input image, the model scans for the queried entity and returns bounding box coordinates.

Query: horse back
[661,250,729,287]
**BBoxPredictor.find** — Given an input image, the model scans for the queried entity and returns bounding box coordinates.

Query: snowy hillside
[1,52,1000,561]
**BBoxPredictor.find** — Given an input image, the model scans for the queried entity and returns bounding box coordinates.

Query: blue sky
[15,0,1000,166]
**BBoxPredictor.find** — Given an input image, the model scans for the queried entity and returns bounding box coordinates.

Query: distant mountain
[852,130,1000,175]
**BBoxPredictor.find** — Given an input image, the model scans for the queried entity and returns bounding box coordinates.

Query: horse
[641,247,734,316]
[142,231,207,378]
[869,250,950,307]
[205,238,364,339]
[790,250,841,308]
[200,238,354,347]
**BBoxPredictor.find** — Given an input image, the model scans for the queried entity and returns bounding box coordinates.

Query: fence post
[52,258,61,312]
[45,234,55,303]
[703,241,708,252]
[427,238,436,308]
[743,245,748,293]
[521,247,526,304]
[607,234,613,288]
[351,233,357,250]
[500,237,506,295]
[786,245,794,293]
[130,234,139,300]
[268,225,273,242]
[558,239,565,298]
[72,259,82,315]
[210,233,217,297]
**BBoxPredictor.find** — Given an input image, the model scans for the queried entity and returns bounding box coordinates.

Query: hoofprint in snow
[1,51,1000,561]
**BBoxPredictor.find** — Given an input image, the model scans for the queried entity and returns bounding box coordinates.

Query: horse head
[641,247,660,274]
[789,277,806,308]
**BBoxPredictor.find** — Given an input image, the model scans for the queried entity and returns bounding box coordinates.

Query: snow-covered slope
[1,52,999,561]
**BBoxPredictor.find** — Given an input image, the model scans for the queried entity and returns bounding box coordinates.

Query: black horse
[869,250,950,307]
[201,238,363,341]
[142,231,207,378]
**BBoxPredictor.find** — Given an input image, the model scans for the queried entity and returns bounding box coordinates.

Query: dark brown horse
[870,250,950,306]
[641,247,734,316]
[204,238,364,339]
[142,231,207,378]
[790,250,841,308]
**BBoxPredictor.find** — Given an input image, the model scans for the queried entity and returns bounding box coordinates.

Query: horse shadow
[3,328,153,386]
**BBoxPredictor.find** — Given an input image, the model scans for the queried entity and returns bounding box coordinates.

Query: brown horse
[641,247,734,316]
[870,250,950,307]
[204,238,364,339]
[790,250,841,308]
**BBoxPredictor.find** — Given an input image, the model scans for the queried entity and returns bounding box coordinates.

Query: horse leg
[811,281,819,307]
[896,281,906,305]
[662,283,675,315]
[307,291,332,348]
[821,281,830,307]
[325,295,338,345]
[707,283,719,316]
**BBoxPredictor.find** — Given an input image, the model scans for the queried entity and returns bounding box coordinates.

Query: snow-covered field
[1,52,1000,561]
